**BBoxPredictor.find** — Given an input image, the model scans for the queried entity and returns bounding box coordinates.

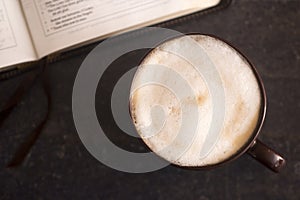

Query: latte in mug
[129,34,261,167]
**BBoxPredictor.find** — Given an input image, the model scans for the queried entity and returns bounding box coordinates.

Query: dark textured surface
[1,0,300,199]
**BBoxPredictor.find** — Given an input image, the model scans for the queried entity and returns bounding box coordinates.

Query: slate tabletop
[0,0,299,199]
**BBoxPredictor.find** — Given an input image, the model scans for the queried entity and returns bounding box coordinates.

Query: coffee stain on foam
[179,91,208,109]
[170,106,181,117]
[196,90,209,106]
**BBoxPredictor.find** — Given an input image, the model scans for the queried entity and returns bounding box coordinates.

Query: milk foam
[130,35,261,167]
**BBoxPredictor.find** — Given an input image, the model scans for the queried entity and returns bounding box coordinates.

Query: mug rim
[130,33,267,170]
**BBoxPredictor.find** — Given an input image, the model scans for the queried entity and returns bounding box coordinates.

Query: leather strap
[0,59,50,167]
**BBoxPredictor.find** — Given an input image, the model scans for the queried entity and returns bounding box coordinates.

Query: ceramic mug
[129,33,286,172]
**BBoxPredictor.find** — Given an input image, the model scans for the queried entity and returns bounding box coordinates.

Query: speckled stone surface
[0,0,299,199]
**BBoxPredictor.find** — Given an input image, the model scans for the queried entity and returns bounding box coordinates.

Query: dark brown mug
[129,33,286,173]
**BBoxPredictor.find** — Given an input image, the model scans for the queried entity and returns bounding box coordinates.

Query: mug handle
[247,139,286,173]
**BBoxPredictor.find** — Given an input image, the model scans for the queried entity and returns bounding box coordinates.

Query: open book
[0,0,220,70]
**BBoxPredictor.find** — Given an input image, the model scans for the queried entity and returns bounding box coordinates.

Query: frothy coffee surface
[130,35,261,167]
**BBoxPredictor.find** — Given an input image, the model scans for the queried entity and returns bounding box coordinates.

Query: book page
[0,0,37,70]
[21,0,220,58]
